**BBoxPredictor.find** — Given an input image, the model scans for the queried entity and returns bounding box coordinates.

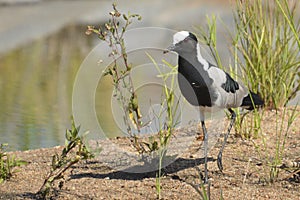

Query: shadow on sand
[70,156,215,181]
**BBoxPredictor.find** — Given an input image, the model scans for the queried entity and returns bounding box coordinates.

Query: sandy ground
[0,1,299,199]
[0,108,299,199]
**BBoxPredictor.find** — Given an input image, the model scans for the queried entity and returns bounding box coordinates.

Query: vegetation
[233,0,299,109]
[36,119,94,199]
[86,4,182,198]
[233,0,299,182]
[0,0,299,199]
[148,54,180,198]
[196,0,299,187]
[255,106,299,183]
[86,1,299,198]
[0,144,27,183]
[86,3,145,151]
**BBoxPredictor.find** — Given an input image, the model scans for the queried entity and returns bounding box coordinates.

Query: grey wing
[207,66,248,108]
[221,72,239,93]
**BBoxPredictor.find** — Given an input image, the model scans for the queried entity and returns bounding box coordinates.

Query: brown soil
[0,108,299,200]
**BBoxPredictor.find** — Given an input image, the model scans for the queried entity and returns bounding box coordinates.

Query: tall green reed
[148,54,180,199]
[196,0,299,183]
[234,0,299,109]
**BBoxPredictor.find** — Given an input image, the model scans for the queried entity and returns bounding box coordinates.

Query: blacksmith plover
[164,31,264,183]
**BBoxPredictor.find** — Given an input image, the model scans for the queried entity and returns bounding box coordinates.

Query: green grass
[86,3,144,151]
[197,0,299,135]
[0,144,27,183]
[233,0,299,109]
[85,1,299,198]
[196,0,299,184]
[36,118,94,199]
[254,106,299,183]
[88,4,182,198]
[233,1,299,181]
[147,54,180,199]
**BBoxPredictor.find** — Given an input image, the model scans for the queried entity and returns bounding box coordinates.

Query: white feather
[207,66,248,108]
[173,31,189,45]
[196,44,209,70]
[207,66,227,87]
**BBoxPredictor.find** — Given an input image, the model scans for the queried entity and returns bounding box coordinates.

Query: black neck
[178,54,204,74]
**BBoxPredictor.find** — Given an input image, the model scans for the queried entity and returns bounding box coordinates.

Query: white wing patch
[207,66,249,108]
[207,66,227,87]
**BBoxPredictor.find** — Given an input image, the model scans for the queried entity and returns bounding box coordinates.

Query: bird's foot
[201,169,209,184]
[199,173,209,184]
[204,177,209,184]
[217,152,223,172]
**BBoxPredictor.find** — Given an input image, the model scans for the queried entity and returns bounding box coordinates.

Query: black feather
[241,91,264,110]
[178,56,218,107]
[221,73,239,93]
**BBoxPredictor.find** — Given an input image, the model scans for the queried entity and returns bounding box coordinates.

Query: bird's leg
[201,120,209,183]
[217,108,236,171]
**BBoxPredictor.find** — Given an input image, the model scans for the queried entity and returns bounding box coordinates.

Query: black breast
[177,56,218,107]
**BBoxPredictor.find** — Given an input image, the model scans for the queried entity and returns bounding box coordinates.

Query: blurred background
[0,0,298,151]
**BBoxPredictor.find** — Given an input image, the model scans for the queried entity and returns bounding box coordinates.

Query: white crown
[173,31,189,45]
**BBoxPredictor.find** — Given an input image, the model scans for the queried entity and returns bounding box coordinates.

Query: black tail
[241,91,264,110]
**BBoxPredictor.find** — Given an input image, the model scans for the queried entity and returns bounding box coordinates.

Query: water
[0,24,186,151]
[1,1,298,151]
[0,24,202,151]
[0,0,235,151]
[0,24,93,150]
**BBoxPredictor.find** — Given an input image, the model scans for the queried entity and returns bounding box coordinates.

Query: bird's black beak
[163,44,175,54]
